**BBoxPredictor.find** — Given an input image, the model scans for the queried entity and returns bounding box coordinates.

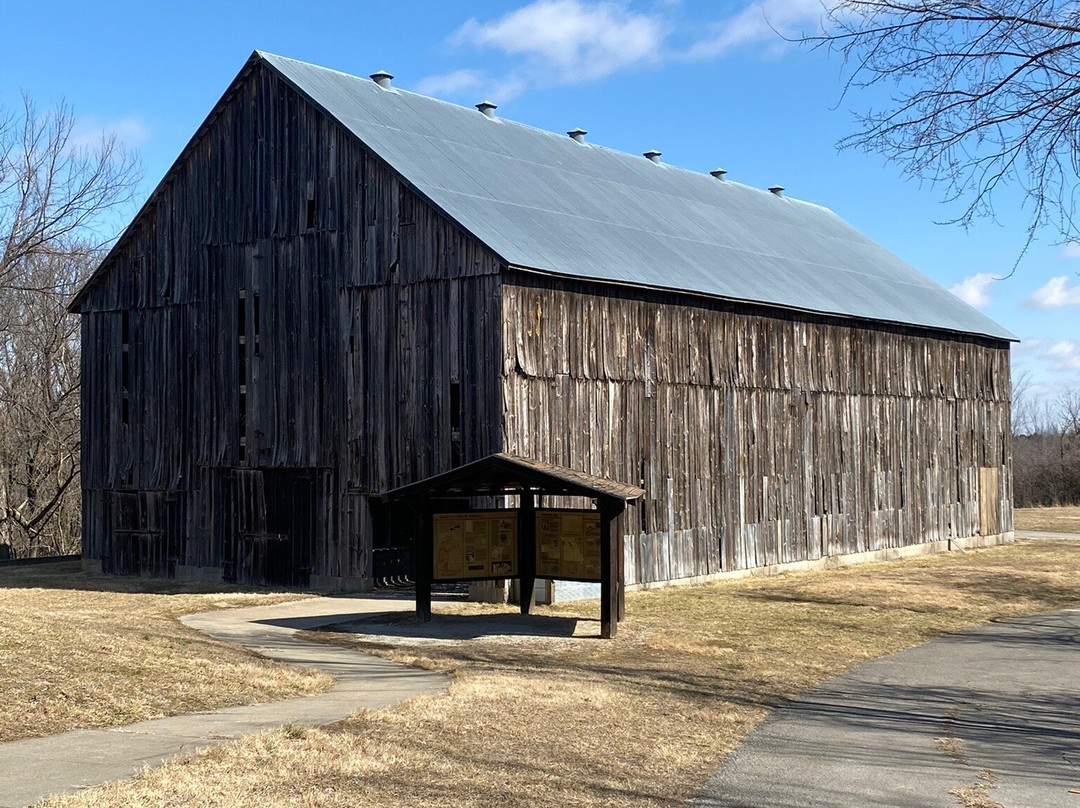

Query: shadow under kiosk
[383,453,644,639]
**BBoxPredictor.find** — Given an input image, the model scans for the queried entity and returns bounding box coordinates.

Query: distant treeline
[1013,434,1080,508]
[1011,379,1080,509]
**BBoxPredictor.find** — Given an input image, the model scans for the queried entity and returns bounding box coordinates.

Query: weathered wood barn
[71,51,1015,590]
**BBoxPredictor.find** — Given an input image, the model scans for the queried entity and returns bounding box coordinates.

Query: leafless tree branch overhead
[804,0,1080,249]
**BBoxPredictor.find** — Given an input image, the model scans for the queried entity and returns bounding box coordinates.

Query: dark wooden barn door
[229,469,315,587]
[107,491,183,577]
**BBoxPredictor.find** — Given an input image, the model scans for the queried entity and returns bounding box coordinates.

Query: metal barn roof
[259,52,1014,341]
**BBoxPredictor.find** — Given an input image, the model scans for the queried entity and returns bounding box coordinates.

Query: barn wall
[500,275,1013,586]
[78,62,504,586]
[76,56,1014,591]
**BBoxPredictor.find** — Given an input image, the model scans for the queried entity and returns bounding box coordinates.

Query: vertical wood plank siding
[78,63,503,585]
[77,59,1012,590]
[500,276,1012,586]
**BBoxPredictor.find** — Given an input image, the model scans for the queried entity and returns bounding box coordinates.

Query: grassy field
[1014,505,1080,533]
[39,539,1080,808]
[0,561,330,743]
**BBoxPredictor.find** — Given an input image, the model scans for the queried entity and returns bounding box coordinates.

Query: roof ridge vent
[476,101,498,119]
[568,128,588,143]
[710,168,728,180]
[768,185,785,197]
[643,150,662,164]
[370,71,393,89]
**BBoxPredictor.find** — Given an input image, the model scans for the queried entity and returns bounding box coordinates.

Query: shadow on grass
[316,608,1080,808]
[734,566,1080,614]
[309,593,1080,730]
[309,622,795,712]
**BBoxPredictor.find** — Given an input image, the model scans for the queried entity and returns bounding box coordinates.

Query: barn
[71,51,1015,592]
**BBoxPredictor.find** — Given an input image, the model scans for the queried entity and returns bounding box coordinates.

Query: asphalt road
[696,608,1080,808]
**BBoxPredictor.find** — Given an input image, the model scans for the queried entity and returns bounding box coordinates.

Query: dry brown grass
[38,540,1080,808]
[951,771,1003,808]
[0,560,331,742]
[1014,505,1080,533]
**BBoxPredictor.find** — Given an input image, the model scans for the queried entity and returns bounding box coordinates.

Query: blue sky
[4,0,1079,394]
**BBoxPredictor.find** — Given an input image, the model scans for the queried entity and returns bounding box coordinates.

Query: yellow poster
[433,512,517,580]
[433,516,466,579]
[535,511,602,581]
[536,513,563,578]
[583,516,602,579]
[489,515,517,576]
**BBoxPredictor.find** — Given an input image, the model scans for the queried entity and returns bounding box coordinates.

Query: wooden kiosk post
[415,499,433,623]
[599,499,626,640]
[517,492,536,615]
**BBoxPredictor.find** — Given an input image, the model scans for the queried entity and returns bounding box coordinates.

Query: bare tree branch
[1,94,139,291]
[803,0,1080,255]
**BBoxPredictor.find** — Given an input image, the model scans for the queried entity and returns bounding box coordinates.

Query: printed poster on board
[433,512,517,580]
[535,510,602,581]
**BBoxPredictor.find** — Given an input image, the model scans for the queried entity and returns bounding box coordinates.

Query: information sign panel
[432,512,517,580]
[535,510,602,581]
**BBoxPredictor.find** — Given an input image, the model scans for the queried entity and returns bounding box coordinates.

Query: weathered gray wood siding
[500,275,1012,586]
[77,57,1012,590]
[78,62,503,585]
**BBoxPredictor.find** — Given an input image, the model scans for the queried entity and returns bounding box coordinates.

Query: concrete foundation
[174,564,224,584]
[468,579,509,604]
[81,558,103,575]
[308,574,373,593]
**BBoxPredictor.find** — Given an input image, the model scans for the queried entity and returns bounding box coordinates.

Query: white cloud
[414,69,527,102]
[685,0,829,59]
[948,272,996,308]
[414,69,487,97]
[1025,275,1080,309]
[69,114,151,152]
[1011,337,1080,393]
[416,0,837,102]
[1044,340,1080,372]
[454,0,666,82]
[1060,242,1080,259]
[1013,337,1045,357]
[416,0,667,101]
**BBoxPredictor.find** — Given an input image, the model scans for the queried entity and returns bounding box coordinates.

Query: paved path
[696,608,1080,808]
[1017,529,1080,541]
[0,596,446,808]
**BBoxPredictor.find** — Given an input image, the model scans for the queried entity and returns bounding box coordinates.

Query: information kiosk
[384,453,643,639]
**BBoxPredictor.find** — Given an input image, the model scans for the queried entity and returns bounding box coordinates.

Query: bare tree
[1011,370,1036,434]
[1010,380,1080,506]
[0,254,86,555]
[806,0,1080,250]
[1057,385,1080,462]
[0,96,139,557]
[1,95,137,290]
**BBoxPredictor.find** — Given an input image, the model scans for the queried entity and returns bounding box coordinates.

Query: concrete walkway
[1017,529,1080,541]
[0,596,447,808]
[696,607,1080,808]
